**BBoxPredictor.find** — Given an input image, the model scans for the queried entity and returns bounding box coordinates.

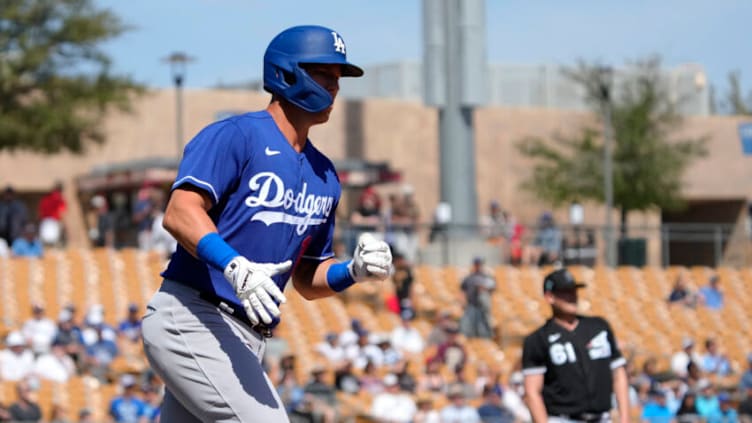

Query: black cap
[543,269,586,293]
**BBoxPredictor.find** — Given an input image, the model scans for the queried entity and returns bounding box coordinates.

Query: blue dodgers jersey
[162,110,341,311]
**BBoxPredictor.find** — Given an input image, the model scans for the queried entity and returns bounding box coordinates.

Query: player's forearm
[292,258,338,300]
[612,366,631,423]
[524,392,549,423]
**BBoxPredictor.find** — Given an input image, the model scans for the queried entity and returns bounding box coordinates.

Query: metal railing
[335,221,752,268]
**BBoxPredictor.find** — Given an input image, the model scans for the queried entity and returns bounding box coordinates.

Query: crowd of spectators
[264,309,532,423]
[0,303,161,422]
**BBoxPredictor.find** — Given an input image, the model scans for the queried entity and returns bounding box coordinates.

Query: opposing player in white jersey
[141,25,392,422]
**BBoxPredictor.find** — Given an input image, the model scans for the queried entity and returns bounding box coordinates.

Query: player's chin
[311,108,333,123]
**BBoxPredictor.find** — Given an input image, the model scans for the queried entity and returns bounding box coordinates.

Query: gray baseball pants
[142,279,290,422]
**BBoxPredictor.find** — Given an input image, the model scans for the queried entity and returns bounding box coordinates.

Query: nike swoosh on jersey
[548,333,561,342]
[265,146,281,156]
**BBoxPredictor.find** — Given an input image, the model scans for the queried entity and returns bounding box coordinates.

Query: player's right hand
[223,257,291,326]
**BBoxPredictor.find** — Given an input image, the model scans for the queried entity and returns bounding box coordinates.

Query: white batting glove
[347,233,393,282]
[223,257,291,326]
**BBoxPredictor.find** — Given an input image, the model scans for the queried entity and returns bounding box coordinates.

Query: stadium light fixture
[163,52,195,159]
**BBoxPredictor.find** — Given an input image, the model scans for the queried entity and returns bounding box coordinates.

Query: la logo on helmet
[331,31,346,54]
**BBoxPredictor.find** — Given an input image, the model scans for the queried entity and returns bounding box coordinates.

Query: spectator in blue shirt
[699,275,724,310]
[117,303,142,343]
[641,389,674,423]
[109,374,148,423]
[11,223,43,258]
[700,338,732,377]
[709,392,739,423]
[696,381,721,420]
[739,353,752,392]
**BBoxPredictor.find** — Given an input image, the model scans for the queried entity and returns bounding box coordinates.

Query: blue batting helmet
[263,25,363,112]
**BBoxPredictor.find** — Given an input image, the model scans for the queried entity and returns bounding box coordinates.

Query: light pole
[163,52,194,158]
[598,66,616,267]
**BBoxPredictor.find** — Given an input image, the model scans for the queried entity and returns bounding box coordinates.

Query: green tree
[724,71,751,115]
[517,57,707,234]
[0,0,143,153]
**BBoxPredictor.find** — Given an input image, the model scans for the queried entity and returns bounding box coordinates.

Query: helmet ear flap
[279,66,332,112]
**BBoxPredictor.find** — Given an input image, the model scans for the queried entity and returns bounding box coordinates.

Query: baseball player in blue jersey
[141,25,393,422]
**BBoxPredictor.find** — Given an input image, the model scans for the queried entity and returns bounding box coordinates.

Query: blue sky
[98,0,751,104]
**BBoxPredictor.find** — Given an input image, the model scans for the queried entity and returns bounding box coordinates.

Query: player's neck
[267,102,312,151]
[553,314,579,331]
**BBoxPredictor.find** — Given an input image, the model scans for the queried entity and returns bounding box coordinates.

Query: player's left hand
[348,233,393,282]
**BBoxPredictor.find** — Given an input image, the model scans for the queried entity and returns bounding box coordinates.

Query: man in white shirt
[0,331,35,381]
[390,309,425,356]
[33,340,76,382]
[370,373,417,423]
[314,332,346,365]
[671,337,701,378]
[21,304,58,355]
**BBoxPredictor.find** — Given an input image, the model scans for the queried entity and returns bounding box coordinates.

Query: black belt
[555,412,609,422]
[199,291,274,338]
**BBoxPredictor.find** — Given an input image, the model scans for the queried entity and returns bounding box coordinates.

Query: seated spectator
[11,223,43,258]
[333,360,360,394]
[695,381,721,420]
[375,335,402,368]
[83,325,119,383]
[33,339,76,382]
[359,361,385,394]
[8,378,42,423]
[684,361,707,392]
[314,332,346,365]
[740,353,752,392]
[641,389,674,423]
[390,308,425,355]
[370,373,417,423]
[426,310,456,347]
[108,374,148,423]
[394,360,418,394]
[339,319,364,350]
[633,357,662,400]
[140,384,162,423]
[667,271,698,308]
[440,383,481,422]
[672,337,702,378]
[276,370,310,422]
[477,384,515,423]
[502,371,531,423]
[715,392,739,423]
[0,331,35,381]
[346,330,382,370]
[53,308,84,370]
[81,304,117,347]
[117,303,142,344]
[303,365,338,423]
[700,338,732,377]
[417,359,447,394]
[675,391,702,423]
[738,386,752,421]
[428,322,467,372]
[522,212,563,266]
[22,303,58,356]
[413,393,441,423]
[698,275,724,310]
